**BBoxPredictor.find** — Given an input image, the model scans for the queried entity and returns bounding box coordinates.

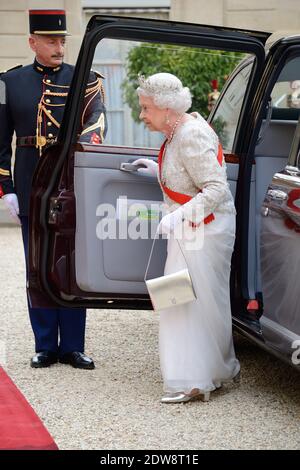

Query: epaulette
[92,69,105,80]
[0,64,22,76]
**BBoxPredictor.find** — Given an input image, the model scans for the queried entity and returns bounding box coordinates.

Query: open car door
[28,15,268,309]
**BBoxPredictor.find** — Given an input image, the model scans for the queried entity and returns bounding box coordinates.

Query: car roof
[266,31,300,51]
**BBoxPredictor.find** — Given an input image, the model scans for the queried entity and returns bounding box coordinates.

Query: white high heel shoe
[161,390,210,404]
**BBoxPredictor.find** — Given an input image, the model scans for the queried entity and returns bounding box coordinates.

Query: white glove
[158,206,184,235]
[2,193,21,225]
[132,158,158,177]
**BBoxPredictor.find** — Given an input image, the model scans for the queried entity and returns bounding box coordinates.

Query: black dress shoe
[59,351,95,370]
[31,351,58,368]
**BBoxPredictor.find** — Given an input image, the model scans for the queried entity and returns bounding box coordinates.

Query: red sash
[158,139,223,225]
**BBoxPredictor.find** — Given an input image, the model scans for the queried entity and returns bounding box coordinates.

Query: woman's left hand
[158,207,184,234]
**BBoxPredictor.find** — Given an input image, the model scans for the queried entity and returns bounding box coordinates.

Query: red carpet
[0,366,58,450]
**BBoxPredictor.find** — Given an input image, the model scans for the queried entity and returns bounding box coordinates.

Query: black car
[28,15,300,370]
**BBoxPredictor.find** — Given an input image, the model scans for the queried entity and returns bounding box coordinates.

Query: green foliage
[211,116,230,149]
[122,43,245,121]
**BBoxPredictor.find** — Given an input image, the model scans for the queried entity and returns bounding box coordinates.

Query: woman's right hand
[2,193,21,225]
[132,158,158,177]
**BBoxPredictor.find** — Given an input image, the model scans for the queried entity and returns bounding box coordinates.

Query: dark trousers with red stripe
[20,216,86,356]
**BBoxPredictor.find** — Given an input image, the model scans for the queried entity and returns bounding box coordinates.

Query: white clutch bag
[146,268,196,311]
[144,237,196,312]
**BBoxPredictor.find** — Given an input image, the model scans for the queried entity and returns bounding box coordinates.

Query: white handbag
[144,236,196,311]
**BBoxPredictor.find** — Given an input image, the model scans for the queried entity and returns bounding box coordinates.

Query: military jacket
[0,59,106,215]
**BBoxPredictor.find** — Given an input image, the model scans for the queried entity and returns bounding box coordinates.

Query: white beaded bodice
[160,112,236,223]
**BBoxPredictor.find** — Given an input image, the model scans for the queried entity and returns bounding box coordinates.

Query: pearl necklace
[167,114,184,143]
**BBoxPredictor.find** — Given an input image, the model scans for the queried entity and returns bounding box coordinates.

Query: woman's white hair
[137,73,192,113]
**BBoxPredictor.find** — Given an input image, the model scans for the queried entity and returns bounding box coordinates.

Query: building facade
[171,0,300,32]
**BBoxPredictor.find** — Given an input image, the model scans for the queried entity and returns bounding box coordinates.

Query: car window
[77,38,252,149]
[272,57,300,110]
[210,61,252,152]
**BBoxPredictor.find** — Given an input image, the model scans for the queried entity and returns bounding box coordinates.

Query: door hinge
[48,198,62,224]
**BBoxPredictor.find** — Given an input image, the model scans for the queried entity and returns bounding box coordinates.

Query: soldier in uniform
[0,10,106,369]
[207,79,220,113]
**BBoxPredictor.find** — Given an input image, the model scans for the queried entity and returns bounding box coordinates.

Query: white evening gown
[159,212,240,394]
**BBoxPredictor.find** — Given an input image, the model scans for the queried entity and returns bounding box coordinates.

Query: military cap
[29,9,69,36]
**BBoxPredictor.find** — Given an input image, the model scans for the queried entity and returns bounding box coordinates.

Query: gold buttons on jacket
[48,110,52,114]
[46,99,51,103]
[48,133,54,138]
[47,122,52,127]
[46,89,51,93]
[46,79,51,83]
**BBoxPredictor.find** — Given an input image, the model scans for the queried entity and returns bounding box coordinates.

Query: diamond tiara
[138,74,182,94]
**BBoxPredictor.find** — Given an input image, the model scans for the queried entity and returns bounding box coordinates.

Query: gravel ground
[0,226,300,450]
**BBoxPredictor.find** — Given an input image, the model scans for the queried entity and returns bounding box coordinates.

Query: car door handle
[267,189,288,201]
[120,162,146,172]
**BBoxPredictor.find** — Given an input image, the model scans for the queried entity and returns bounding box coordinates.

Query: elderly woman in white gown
[134,73,240,403]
